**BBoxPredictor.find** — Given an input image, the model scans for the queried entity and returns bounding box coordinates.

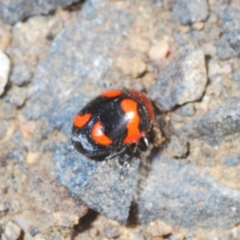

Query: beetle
[71,89,155,163]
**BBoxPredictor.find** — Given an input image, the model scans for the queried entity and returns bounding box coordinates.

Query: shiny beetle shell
[71,89,154,159]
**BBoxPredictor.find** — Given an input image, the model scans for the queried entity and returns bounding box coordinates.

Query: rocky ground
[1,0,240,239]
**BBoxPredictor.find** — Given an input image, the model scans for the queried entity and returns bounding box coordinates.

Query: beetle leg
[142,136,149,148]
[106,146,127,160]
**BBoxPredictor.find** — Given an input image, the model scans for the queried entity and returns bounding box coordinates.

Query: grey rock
[176,97,240,145]
[217,30,240,60]
[177,103,195,117]
[10,62,32,86]
[219,7,240,32]
[103,224,121,239]
[217,34,237,60]
[4,221,21,240]
[217,7,240,60]
[148,47,207,111]
[0,0,81,25]
[24,1,135,120]
[224,155,240,167]
[233,69,240,86]
[227,28,240,53]
[5,86,27,107]
[136,154,240,228]
[172,0,209,25]
[54,142,139,223]
[22,2,139,222]
[8,15,63,89]
[166,137,188,158]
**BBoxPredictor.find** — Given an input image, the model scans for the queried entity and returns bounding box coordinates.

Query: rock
[208,60,231,79]
[88,228,99,238]
[176,97,240,145]
[0,0,80,25]
[172,0,209,25]
[224,155,240,167]
[103,223,121,239]
[136,154,240,228]
[203,43,217,57]
[129,35,150,54]
[192,22,204,30]
[24,1,135,120]
[5,86,27,107]
[227,28,240,53]
[219,6,240,32]
[10,63,32,86]
[166,137,188,158]
[54,142,140,223]
[8,15,63,87]
[115,57,147,78]
[4,221,21,240]
[0,50,10,96]
[177,103,195,117]
[147,220,173,237]
[232,69,240,86]
[149,40,169,61]
[21,3,141,223]
[27,171,88,228]
[217,7,240,60]
[0,23,12,52]
[148,47,207,111]
[217,30,240,60]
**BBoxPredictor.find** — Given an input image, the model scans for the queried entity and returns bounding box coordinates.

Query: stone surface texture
[54,143,140,223]
[0,0,81,25]
[1,0,240,239]
[173,0,209,25]
[148,47,207,111]
[136,154,240,228]
[217,6,240,60]
[176,97,240,145]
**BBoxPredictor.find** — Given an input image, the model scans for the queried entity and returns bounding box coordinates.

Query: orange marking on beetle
[73,113,91,128]
[91,121,113,145]
[102,89,122,98]
[128,89,155,124]
[121,99,144,144]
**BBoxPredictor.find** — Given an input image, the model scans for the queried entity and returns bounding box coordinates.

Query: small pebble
[203,43,216,57]
[0,50,10,96]
[208,60,232,77]
[147,220,173,237]
[88,228,99,238]
[5,85,27,107]
[4,221,21,240]
[103,223,120,239]
[130,35,150,53]
[169,232,186,240]
[166,137,189,158]
[232,69,240,86]
[26,152,39,165]
[0,27,12,51]
[192,22,204,30]
[179,26,190,33]
[10,62,32,86]
[149,40,169,61]
[115,57,147,78]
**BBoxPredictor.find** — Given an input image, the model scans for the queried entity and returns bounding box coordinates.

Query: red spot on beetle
[102,89,122,98]
[91,121,113,145]
[73,113,91,128]
[120,98,144,144]
[128,89,155,124]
